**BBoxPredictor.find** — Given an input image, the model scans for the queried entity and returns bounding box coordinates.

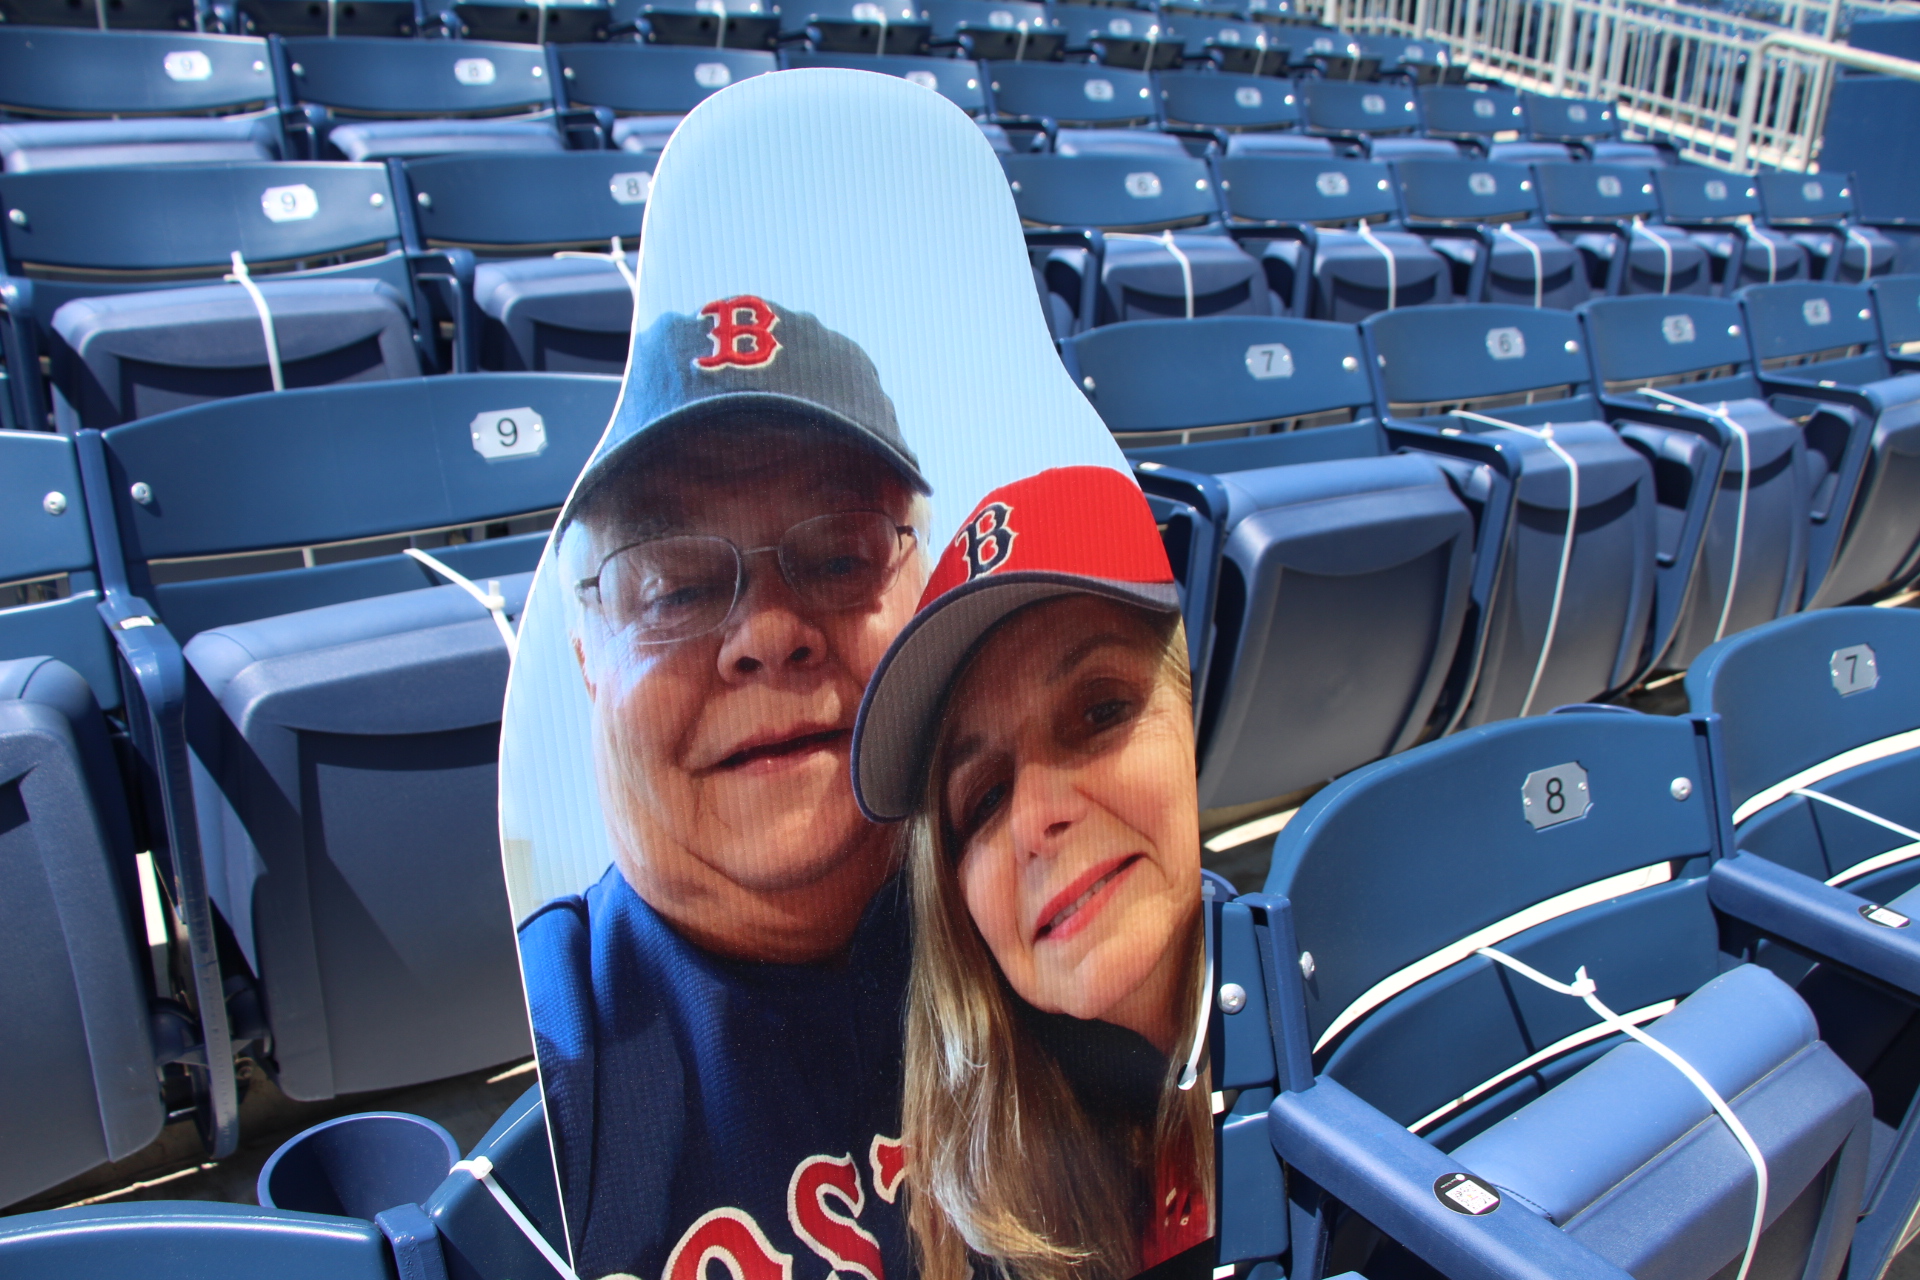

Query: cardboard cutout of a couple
[496,68,1213,1280]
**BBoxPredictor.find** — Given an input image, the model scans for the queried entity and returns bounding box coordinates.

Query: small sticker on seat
[1235,86,1262,108]
[906,69,938,90]
[1084,78,1114,102]
[260,183,319,222]
[694,62,733,88]
[163,50,212,81]
[1568,103,1589,122]
[988,8,1014,25]
[1315,170,1350,197]
[1469,172,1497,195]
[1434,1172,1501,1215]
[1862,903,1911,929]
[1244,342,1293,379]
[1705,179,1729,201]
[1485,326,1526,359]
[610,172,653,205]
[1661,314,1696,344]
[1804,297,1832,326]
[1522,761,1590,829]
[1597,173,1623,198]
[1831,643,1878,694]
[472,408,547,461]
[1107,16,1133,33]
[1474,98,1495,118]
[453,57,497,86]
[1362,93,1386,114]
[1124,171,1162,198]
[1803,180,1825,201]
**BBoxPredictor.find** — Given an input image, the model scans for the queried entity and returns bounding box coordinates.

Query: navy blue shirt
[519,864,913,1280]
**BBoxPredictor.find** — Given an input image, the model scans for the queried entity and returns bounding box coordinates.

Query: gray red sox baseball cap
[852,465,1181,824]
[560,295,930,532]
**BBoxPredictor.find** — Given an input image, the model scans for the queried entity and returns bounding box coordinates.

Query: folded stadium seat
[0,1203,399,1276]
[784,52,1016,154]
[1260,706,1872,1280]
[1292,27,1377,81]
[1393,158,1591,308]
[1172,14,1291,76]
[445,0,611,41]
[1358,33,1454,85]
[1368,304,1659,724]
[553,44,775,157]
[402,151,654,374]
[1,0,193,27]
[1535,162,1712,296]
[1006,152,1271,332]
[1523,91,1669,164]
[1156,71,1310,154]
[1060,316,1488,812]
[81,373,620,1104]
[1578,294,1815,671]
[1687,607,1920,1280]
[236,0,417,33]
[1418,82,1525,157]
[1220,155,1451,318]
[923,0,1064,60]
[779,0,932,54]
[985,61,1159,154]
[0,29,284,172]
[607,0,781,45]
[1655,166,1808,291]
[1756,172,1901,285]
[1053,3,1185,71]
[276,36,562,161]
[0,161,436,432]
[1737,281,1920,607]
[1300,79,1458,159]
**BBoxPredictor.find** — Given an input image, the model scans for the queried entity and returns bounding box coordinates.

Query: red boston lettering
[696,296,782,369]
[868,1136,906,1205]
[664,1208,794,1280]
[788,1155,885,1280]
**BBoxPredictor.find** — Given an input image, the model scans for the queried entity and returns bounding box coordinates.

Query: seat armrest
[1269,1079,1636,1280]
[0,275,46,431]
[1757,373,1879,415]
[1023,228,1105,332]
[1710,851,1920,998]
[410,248,478,374]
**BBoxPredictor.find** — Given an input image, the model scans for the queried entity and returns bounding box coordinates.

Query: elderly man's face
[568,425,926,958]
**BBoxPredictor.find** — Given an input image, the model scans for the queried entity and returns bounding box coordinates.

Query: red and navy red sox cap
[852,465,1180,823]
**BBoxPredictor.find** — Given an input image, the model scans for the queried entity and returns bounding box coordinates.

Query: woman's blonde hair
[901,609,1212,1280]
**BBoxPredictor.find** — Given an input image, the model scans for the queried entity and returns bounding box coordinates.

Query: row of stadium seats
[9,604,1920,1280]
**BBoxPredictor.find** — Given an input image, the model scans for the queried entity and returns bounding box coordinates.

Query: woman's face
[939,594,1200,1052]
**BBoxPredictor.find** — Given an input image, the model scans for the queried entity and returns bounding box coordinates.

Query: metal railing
[1304,0,1920,171]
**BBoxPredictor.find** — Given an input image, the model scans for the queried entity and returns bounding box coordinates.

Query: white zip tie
[1758,230,1779,285]
[1498,222,1544,308]
[1734,727,1920,826]
[1107,232,1196,318]
[1452,409,1579,717]
[1847,226,1876,282]
[874,3,887,54]
[403,547,519,658]
[1476,947,1769,1280]
[1786,787,1920,886]
[1014,21,1028,61]
[1178,911,1213,1091]
[450,1157,580,1280]
[1637,386,1750,642]
[225,252,284,393]
[554,236,639,300]
[1636,217,1674,295]
[1356,217,1398,311]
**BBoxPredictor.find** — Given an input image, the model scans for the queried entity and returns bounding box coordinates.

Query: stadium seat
[924,0,1063,61]
[1393,157,1592,308]
[400,151,652,373]
[1292,28,1377,81]
[0,162,431,432]
[1005,152,1271,332]
[1737,281,1920,606]
[78,374,619,1103]
[553,44,775,156]
[1656,166,1809,291]
[1155,72,1303,148]
[1260,706,1871,1280]
[1757,172,1902,284]
[609,0,779,45]
[1688,607,1920,1280]
[1871,273,1920,360]
[275,36,562,162]
[1522,91,1667,164]
[0,1203,396,1277]
[1358,33,1453,85]
[236,0,416,34]
[986,59,1159,149]
[1418,82,1525,155]
[1578,294,1813,670]
[784,52,1016,154]
[1064,316,1484,811]
[779,0,932,54]
[1053,3,1185,71]
[1299,79,1454,159]
[1219,155,1452,319]
[1176,15,1291,76]
[423,1084,568,1275]
[0,29,284,172]
[1368,304,1659,724]
[1535,162,1711,296]
[445,0,611,42]
[2,0,193,28]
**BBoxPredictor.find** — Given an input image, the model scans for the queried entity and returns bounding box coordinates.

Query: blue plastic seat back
[0,431,117,709]
[1758,171,1858,226]
[282,36,552,115]
[1301,80,1420,136]
[554,45,775,114]
[1004,153,1218,230]
[1418,83,1524,139]
[1052,3,1177,52]
[781,0,931,52]
[99,374,619,642]
[404,152,653,250]
[782,52,987,114]
[1219,155,1397,224]
[1267,709,1722,1132]
[1178,19,1289,74]
[1523,92,1619,141]
[237,0,418,36]
[986,61,1157,127]
[1738,281,1888,380]
[1869,275,1920,352]
[0,29,274,117]
[1369,301,1595,411]
[1689,607,1920,895]
[0,1204,393,1279]
[1156,71,1300,131]
[1656,166,1763,224]
[1579,292,1754,390]
[1065,315,1372,436]
[1534,161,1659,222]
[451,0,612,43]
[0,161,407,322]
[924,0,1050,44]
[1393,157,1539,224]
